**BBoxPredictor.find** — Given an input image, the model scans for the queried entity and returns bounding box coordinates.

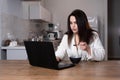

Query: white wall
[44,0,108,59]
[1,0,22,18]
[0,0,22,59]
[44,0,105,32]
[0,0,30,60]
[0,0,2,59]
[1,0,27,42]
[44,0,106,41]
[0,0,47,44]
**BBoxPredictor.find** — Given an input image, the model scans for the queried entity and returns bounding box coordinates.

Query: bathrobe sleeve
[55,35,68,59]
[87,32,105,61]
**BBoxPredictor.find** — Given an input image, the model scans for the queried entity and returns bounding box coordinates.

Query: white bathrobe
[55,32,105,61]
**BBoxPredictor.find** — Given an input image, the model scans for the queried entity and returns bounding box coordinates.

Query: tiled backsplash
[1,13,48,46]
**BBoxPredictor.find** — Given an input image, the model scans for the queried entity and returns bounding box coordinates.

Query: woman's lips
[72,29,77,31]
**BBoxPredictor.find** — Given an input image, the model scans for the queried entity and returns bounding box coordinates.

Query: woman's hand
[56,57,61,62]
[79,41,91,55]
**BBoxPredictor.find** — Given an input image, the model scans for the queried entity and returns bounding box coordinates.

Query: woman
[55,9,105,63]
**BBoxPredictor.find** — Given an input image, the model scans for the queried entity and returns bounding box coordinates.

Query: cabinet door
[29,2,41,19]
[7,49,27,60]
[29,2,51,21]
[40,6,51,23]
[22,1,40,19]
[22,1,51,22]
[22,2,29,19]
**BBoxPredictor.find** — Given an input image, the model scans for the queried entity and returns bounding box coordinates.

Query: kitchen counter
[1,46,25,50]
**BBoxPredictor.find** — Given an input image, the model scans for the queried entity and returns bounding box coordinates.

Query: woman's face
[70,16,78,34]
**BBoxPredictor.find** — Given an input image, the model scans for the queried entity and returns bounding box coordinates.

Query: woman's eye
[70,21,77,25]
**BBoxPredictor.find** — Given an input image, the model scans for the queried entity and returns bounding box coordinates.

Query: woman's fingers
[79,42,87,50]
[56,57,61,62]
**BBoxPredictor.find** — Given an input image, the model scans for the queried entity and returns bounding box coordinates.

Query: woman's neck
[74,34,80,45]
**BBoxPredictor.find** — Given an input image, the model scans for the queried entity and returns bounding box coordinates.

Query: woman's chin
[73,31,78,34]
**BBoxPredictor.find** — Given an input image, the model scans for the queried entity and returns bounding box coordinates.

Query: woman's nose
[72,23,76,27]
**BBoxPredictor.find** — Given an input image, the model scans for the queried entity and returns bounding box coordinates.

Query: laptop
[24,41,75,70]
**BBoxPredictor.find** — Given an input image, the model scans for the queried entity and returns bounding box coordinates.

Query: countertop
[1,46,25,50]
[0,60,120,80]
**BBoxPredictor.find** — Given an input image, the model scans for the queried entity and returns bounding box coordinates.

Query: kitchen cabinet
[22,1,29,19]
[22,1,51,23]
[1,46,27,60]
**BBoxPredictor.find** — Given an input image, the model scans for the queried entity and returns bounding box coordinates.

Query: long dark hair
[67,9,96,45]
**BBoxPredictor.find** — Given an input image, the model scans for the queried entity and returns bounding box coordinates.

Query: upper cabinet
[22,1,52,23]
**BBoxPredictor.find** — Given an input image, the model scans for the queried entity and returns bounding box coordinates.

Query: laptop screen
[24,41,59,69]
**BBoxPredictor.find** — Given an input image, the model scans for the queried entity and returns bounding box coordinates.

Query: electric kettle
[48,33,55,40]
